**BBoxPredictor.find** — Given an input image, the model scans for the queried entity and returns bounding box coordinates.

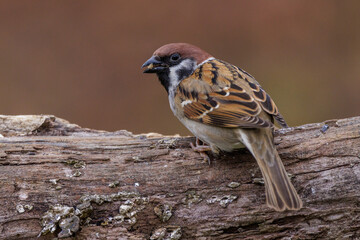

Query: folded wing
[176,59,288,128]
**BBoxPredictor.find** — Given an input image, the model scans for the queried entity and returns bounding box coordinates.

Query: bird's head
[142,43,213,93]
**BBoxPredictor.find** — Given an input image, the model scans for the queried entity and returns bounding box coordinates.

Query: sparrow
[142,43,302,211]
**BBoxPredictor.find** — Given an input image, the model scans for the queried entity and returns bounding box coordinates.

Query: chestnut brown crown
[153,43,213,65]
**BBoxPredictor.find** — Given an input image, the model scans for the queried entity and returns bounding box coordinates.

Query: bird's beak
[141,56,167,73]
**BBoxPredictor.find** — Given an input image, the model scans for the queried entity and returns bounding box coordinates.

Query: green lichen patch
[58,215,80,238]
[170,149,185,158]
[154,203,173,222]
[206,195,238,208]
[150,227,167,239]
[287,173,295,180]
[71,170,82,177]
[252,178,264,185]
[150,226,182,240]
[80,191,149,226]
[15,203,33,213]
[79,191,141,205]
[49,179,58,185]
[40,191,149,238]
[75,201,93,219]
[65,158,86,168]
[39,200,94,238]
[181,190,202,208]
[112,197,149,225]
[24,204,33,211]
[155,138,179,149]
[16,204,25,213]
[39,204,77,237]
[49,179,63,190]
[227,182,241,188]
[108,181,120,188]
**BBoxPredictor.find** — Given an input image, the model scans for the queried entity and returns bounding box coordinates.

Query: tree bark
[0,115,359,240]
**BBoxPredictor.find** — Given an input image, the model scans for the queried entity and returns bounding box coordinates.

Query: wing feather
[176,59,288,129]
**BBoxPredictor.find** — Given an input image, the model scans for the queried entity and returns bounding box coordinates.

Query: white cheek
[168,67,178,86]
[168,59,195,88]
[168,59,196,115]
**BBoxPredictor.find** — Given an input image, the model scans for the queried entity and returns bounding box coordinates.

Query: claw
[190,138,211,164]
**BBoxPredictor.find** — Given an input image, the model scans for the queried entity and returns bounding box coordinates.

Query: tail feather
[238,128,302,211]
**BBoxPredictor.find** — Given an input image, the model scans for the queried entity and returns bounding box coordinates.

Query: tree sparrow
[142,43,302,211]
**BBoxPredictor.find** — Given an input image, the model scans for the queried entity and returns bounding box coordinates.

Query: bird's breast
[177,116,245,152]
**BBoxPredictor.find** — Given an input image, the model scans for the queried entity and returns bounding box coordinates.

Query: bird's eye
[170,53,180,62]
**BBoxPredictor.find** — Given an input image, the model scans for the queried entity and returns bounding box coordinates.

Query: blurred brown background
[0,1,359,135]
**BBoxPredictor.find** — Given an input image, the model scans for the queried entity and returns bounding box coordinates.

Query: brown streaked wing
[243,67,289,128]
[177,59,272,128]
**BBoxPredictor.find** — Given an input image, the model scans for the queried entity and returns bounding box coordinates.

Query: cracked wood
[0,115,359,239]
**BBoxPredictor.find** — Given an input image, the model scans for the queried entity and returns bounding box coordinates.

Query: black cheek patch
[176,68,193,81]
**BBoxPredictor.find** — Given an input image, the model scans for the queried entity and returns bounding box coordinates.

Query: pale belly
[179,117,245,153]
[168,92,245,152]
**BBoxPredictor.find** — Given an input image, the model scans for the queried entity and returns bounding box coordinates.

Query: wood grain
[0,115,359,239]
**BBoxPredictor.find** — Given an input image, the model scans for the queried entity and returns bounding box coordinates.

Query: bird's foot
[190,138,211,164]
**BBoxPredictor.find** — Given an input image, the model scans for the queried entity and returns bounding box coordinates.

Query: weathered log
[0,115,359,240]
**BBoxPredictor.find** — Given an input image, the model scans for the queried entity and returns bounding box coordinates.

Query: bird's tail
[237,128,302,211]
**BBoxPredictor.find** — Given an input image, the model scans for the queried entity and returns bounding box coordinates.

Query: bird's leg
[190,138,211,164]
